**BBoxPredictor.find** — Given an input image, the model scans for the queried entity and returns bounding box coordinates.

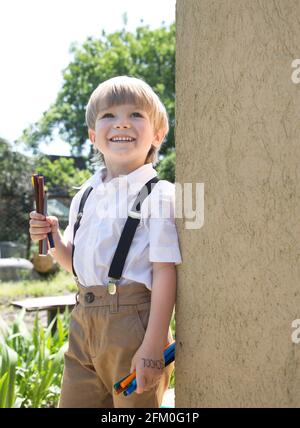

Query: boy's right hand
[29,211,59,242]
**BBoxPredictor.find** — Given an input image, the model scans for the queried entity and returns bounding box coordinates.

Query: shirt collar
[91,163,158,195]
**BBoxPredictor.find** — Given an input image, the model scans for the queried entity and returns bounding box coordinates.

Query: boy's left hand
[130,341,165,394]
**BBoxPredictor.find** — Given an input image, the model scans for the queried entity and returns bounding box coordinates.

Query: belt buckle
[108,278,117,295]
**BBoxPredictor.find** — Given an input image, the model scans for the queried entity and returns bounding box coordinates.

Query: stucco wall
[175,0,300,407]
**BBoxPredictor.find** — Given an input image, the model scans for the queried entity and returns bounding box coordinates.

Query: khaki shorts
[58,281,174,408]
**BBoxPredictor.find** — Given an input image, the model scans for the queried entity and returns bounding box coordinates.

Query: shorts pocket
[133,301,151,341]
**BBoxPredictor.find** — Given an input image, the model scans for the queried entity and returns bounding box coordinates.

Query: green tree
[19,23,175,162]
[0,138,34,197]
[157,149,176,183]
[0,138,34,245]
[35,156,91,197]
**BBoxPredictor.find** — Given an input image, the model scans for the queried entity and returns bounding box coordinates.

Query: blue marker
[124,379,137,396]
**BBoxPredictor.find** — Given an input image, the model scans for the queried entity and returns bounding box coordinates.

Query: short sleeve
[147,181,182,265]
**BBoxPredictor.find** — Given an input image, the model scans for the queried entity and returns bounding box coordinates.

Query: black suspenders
[71,176,159,294]
[71,185,93,279]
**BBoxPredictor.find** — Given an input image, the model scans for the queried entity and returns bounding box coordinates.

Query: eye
[99,111,143,119]
[101,113,114,118]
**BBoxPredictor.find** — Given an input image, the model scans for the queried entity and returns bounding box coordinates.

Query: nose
[114,123,131,129]
[113,116,131,129]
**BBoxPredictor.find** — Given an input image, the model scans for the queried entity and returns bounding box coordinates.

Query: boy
[29,76,182,408]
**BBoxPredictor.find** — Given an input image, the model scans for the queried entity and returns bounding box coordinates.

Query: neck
[103,162,150,182]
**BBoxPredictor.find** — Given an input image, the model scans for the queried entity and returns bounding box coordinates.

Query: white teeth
[110,137,135,142]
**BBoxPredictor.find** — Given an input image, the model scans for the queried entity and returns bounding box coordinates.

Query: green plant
[0,308,70,408]
[0,306,176,406]
[0,339,19,407]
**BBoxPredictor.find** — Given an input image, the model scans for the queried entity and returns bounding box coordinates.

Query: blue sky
[0,0,175,156]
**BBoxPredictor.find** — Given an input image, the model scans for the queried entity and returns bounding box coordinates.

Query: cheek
[95,124,107,136]
[137,123,150,135]
[95,121,103,130]
[95,118,110,128]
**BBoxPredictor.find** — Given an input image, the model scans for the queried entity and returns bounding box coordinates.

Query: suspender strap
[72,185,93,278]
[108,176,159,281]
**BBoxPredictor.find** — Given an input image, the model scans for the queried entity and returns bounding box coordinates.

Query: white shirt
[63,163,182,290]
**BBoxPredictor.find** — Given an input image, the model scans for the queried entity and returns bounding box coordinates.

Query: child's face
[88,103,163,170]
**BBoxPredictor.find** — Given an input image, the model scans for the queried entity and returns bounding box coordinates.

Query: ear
[88,129,95,144]
[152,129,165,149]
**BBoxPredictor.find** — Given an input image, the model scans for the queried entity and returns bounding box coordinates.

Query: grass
[0,270,76,302]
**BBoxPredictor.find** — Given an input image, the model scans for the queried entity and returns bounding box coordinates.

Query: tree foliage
[34,156,91,197]
[0,138,34,244]
[19,23,175,160]
[157,149,176,183]
[0,138,34,197]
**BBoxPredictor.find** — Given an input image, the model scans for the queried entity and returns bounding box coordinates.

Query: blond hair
[85,76,169,167]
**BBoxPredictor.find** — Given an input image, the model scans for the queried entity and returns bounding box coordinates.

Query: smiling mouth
[109,137,136,143]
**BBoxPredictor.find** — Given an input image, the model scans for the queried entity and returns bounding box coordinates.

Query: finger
[29,211,46,220]
[30,231,49,241]
[29,219,49,227]
[136,374,146,394]
[30,226,51,234]
[45,217,59,228]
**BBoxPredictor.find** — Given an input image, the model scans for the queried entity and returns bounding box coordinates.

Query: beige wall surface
[175,0,300,407]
